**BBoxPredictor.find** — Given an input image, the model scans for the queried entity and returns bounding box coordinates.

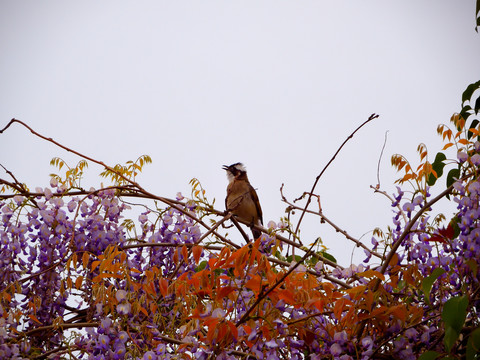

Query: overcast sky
[1,1,479,265]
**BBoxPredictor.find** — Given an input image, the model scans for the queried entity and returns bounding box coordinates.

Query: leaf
[466,327,480,360]
[444,326,459,354]
[442,295,468,352]
[475,95,480,114]
[245,274,262,294]
[75,276,83,289]
[460,105,473,121]
[421,268,446,304]
[286,255,303,263]
[467,119,479,139]
[320,251,337,263]
[181,245,188,261]
[357,270,385,281]
[216,286,235,301]
[462,81,480,104]
[91,260,101,272]
[418,351,441,360]
[446,167,460,190]
[82,252,89,269]
[28,314,42,325]
[192,245,202,264]
[427,152,447,186]
[195,260,208,272]
[277,289,296,305]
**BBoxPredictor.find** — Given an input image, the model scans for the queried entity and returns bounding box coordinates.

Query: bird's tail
[251,227,262,240]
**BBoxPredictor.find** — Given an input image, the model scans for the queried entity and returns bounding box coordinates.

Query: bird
[223,163,263,240]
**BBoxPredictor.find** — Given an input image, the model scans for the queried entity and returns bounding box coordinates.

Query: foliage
[0,82,480,360]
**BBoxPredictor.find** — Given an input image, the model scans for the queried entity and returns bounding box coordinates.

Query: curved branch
[293,113,378,236]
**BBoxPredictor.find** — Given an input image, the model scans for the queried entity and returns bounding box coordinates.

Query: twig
[293,114,379,236]
[281,186,383,260]
[370,185,408,224]
[236,238,320,327]
[376,131,388,188]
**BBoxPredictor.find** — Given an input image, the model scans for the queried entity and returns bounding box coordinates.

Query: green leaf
[422,268,446,304]
[462,81,480,105]
[467,327,480,360]
[427,152,447,186]
[444,326,459,353]
[320,251,337,264]
[461,105,473,121]
[418,351,441,360]
[475,96,480,115]
[446,167,460,193]
[286,255,303,263]
[442,295,468,352]
[468,119,480,139]
[195,260,207,272]
[442,295,468,332]
[466,259,478,275]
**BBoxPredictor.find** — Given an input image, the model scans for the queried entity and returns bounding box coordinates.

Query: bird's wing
[250,185,263,225]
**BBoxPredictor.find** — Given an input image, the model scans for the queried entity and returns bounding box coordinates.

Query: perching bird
[223,163,263,240]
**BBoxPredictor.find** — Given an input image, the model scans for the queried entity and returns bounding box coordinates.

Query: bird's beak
[222,165,229,171]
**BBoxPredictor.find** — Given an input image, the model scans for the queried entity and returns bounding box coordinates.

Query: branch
[282,189,383,260]
[236,238,320,327]
[293,113,379,236]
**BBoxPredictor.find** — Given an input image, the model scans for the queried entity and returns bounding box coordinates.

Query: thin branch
[376,131,388,188]
[370,185,408,224]
[282,190,383,260]
[378,182,458,277]
[293,113,379,236]
[236,238,320,327]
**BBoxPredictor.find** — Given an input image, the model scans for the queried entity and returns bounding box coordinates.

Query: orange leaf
[357,270,385,281]
[28,314,42,325]
[333,298,346,320]
[159,278,169,297]
[139,306,149,317]
[245,274,262,294]
[227,320,238,340]
[75,276,83,289]
[208,257,217,269]
[389,304,406,322]
[216,286,235,301]
[277,289,296,305]
[91,260,101,272]
[181,245,188,261]
[192,245,202,264]
[82,252,89,269]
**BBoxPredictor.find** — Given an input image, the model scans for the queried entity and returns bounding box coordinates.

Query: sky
[1,1,479,265]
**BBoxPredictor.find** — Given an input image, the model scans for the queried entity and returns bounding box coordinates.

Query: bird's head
[222,162,247,182]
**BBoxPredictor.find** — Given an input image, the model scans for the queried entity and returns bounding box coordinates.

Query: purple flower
[330,343,343,356]
[402,202,414,213]
[116,302,131,315]
[115,290,128,302]
[457,151,468,163]
[471,153,480,166]
[97,334,110,350]
[142,351,157,360]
